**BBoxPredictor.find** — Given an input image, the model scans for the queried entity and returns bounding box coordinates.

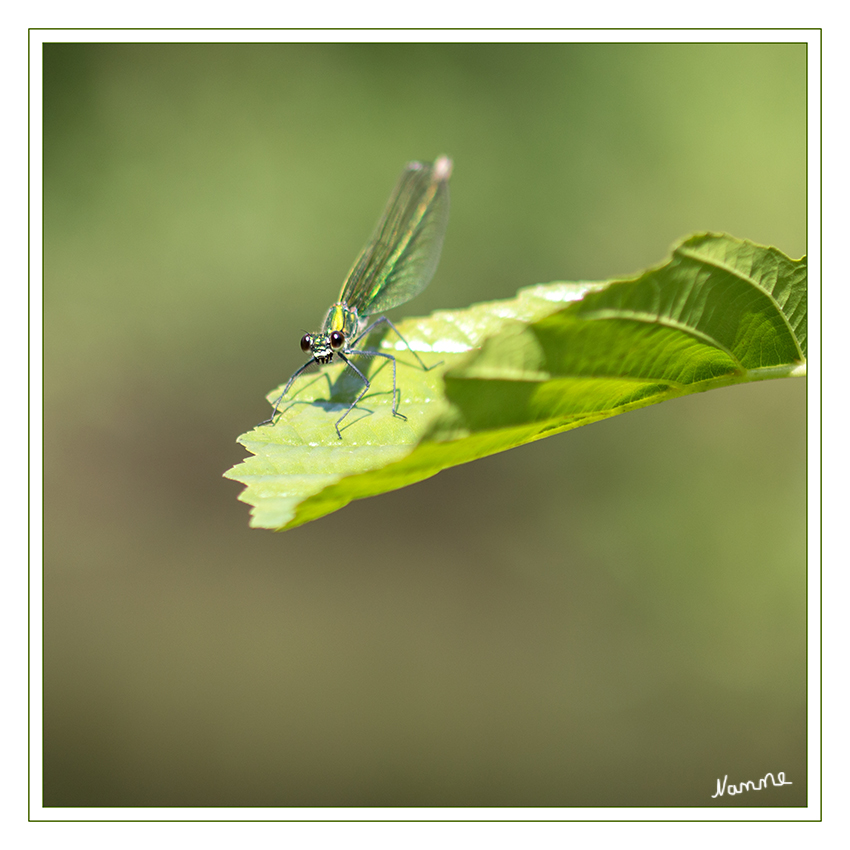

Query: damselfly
[260,156,452,438]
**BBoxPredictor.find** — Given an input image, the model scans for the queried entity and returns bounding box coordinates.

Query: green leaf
[225,233,807,530]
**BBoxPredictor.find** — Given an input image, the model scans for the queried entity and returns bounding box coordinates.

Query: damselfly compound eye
[300,334,312,353]
[330,330,345,350]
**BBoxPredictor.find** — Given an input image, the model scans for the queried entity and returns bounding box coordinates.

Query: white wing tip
[433,156,453,181]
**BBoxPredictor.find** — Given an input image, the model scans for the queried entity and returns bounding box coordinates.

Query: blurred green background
[43,42,807,808]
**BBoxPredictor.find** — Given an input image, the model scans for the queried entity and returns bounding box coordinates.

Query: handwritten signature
[712,771,793,798]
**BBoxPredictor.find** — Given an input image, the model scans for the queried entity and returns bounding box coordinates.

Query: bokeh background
[43,42,807,808]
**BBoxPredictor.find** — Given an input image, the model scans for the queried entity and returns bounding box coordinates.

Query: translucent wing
[339,156,452,317]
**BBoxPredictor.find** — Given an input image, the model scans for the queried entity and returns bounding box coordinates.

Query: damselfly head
[302,332,337,364]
